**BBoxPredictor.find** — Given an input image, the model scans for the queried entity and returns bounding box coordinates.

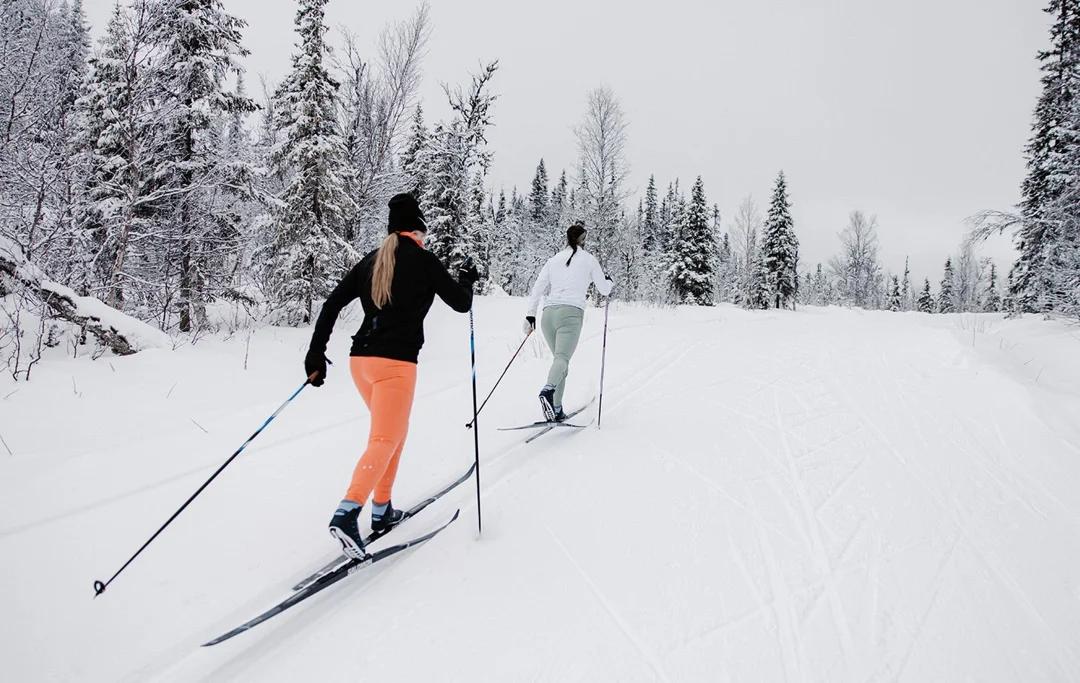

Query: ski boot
[370,500,405,534]
[328,501,368,560]
[552,407,568,423]
[539,385,557,422]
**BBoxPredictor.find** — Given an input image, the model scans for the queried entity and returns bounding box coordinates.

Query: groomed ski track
[2,298,1080,682]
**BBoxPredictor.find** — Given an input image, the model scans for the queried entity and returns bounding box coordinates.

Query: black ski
[292,463,476,591]
[497,420,589,432]
[203,510,460,647]
[494,399,596,432]
[525,418,593,444]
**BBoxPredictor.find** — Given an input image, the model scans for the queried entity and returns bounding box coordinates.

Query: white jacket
[526,248,613,317]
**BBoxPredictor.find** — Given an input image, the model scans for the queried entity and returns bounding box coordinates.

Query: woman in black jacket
[304,193,478,559]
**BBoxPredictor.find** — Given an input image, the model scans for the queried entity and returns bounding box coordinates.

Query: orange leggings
[345,357,417,506]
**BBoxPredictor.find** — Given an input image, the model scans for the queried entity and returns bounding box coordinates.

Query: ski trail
[543,527,673,683]
[771,390,857,670]
[833,353,1080,675]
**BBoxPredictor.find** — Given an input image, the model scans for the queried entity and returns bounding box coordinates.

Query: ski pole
[93,372,319,597]
[465,330,532,429]
[468,303,483,535]
[598,299,611,428]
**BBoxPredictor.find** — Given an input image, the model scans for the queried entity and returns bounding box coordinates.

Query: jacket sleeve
[526,261,551,317]
[308,265,362,355]
[427,253,473,313]
[591,255,613,297]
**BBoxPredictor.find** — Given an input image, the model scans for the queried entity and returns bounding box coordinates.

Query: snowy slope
[2,300,1080,682]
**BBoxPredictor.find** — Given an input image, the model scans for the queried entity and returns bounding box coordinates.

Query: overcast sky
[86,0,1049,282]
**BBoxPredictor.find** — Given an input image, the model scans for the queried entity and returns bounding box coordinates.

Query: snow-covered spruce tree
[424,62,498,272]
[984,261,1003,312]
[150,0,255,332]
[811,263,830,306]
[901,257,912,311]
[265,0,355,325]
[917,278,935,313]
[50,0,93,286]
[642,175,660,255]
[761,170,799,309]
[400,105,430,201]
[669,176,714,305]
[529,158,549,224]
[73,0,158,311]
[715,231,735,304]
[548,169,570,254]
[0,0,93,291]
[888,275,902,311]
[938,257,957,313]
[1012,0,1080,312]
[748,245,770,310]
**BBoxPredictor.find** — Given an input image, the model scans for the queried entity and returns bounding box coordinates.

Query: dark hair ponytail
[566,223,587,266]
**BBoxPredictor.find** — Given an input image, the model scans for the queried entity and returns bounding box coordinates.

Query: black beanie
[388,193,427,234]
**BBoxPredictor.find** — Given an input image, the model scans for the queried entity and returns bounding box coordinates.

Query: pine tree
[761,171,799,309]
[749,247,769,310]
[529,159,549,224]
[1013,0,1080,311]
[152,0,255,331]
[938,257,957,313]
[669,176,714,305]
[401,105,430,201]
[74,1,158,308]
[266,0,355,324]
[643,174,659,254]
[984,262,1003,312]
[901,257,911,311]
[917,278,935,313]
[888,275,902,311]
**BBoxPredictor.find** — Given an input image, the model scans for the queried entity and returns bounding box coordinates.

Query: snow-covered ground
[3,299,1080,682]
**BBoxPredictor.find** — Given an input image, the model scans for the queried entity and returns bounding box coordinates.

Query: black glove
[523,316,536,334]
[305,349,328,387]
[458,261,480,287]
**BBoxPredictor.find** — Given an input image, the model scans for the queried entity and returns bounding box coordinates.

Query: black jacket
[308,236,473,364]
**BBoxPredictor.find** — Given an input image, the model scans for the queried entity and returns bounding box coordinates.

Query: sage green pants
[541,305,584,408]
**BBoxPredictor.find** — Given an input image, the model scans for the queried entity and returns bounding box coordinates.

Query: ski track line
[2,410,369,538]
[988,422,1080,531]
[886,533,961,683]
[649,439,803,548]
[666,516,786,663]
[771,390,857,671]
[839,355,1080,675]
[810,453,870,516]
[955,414,1080,535]
[125,551,391,683]
[543,526,674,683]
[7,359,502,539]
[744,480,802,683]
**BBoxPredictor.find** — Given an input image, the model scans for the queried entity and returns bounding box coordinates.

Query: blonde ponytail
[371,233,398,309]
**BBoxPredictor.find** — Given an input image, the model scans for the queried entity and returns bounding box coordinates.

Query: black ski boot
[370,501,405,533]
[328,502,368,560]
[552,407,568,423]
[539,385,557,422]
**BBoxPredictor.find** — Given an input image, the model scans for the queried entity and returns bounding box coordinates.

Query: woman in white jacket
[524,223,613,421]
